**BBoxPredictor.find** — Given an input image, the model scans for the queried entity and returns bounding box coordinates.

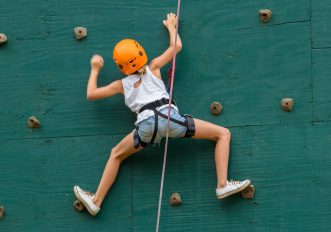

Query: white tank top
[122,66,178,125]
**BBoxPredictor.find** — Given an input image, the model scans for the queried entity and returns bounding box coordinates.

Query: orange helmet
[113,39,148,75]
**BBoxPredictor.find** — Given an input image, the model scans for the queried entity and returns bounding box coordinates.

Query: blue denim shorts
[135,107,187,144]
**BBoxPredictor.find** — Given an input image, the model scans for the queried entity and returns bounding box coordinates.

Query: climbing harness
[133,98,195,148]
[156,1,182,231]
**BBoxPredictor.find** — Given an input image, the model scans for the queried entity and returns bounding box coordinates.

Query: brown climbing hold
[241,185,255,199]
[27,116,41,128]
[73,200,85,212]
[74,27,87,40]
[259,9,272,23]
[0,33,8,44]
[210,102,223,115]
[0,206,4,219]
[281,98,294,112]
[170,192,182,206]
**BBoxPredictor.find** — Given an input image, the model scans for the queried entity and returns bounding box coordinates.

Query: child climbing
[74,12,251,216]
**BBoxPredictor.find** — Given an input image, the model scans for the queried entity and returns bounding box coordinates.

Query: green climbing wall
[1,0,331,231]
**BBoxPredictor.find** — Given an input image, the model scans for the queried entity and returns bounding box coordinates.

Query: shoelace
[228,180,242,185]
[83,190,94,197]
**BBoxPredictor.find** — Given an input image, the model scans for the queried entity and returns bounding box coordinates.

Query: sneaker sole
[73,187,97,216]
[217,180,251,199]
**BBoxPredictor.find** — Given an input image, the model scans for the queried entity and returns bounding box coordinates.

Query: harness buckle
[157,98,166,107]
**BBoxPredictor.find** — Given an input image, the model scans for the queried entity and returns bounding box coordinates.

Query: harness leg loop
[183,114,195,137]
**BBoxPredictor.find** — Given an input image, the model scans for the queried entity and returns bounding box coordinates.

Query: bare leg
[192,118,231,189]
[93,131,142,207]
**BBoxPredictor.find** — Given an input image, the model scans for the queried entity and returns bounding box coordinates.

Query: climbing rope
[166,61,175,93]
[156,1,181,232]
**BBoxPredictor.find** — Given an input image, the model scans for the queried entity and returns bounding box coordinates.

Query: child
[74,12,250,216]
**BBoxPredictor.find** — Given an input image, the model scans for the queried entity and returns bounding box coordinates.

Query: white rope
[156,1,181,232]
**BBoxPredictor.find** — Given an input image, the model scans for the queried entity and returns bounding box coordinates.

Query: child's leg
[93,131,142,207]
[192,118,231,189]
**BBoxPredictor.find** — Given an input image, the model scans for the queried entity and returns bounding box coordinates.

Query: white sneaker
[216,180,251,199]
[73,186,100,216]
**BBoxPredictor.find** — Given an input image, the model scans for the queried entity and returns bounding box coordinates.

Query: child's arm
[149,13,182,77]
[87,55,124,101]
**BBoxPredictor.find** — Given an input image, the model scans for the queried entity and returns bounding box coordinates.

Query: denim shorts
[135,107,187,144]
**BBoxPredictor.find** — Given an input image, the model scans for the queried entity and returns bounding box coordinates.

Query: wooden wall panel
[1,0,330,231]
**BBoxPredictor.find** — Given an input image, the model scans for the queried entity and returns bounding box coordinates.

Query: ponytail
[137,66,146,76]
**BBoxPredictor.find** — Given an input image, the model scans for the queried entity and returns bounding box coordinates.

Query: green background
[1,0,330,231]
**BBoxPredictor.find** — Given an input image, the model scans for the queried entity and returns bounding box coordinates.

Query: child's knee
[110,146,124,162]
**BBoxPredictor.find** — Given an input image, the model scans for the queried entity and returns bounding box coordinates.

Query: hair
[136,65,146,76]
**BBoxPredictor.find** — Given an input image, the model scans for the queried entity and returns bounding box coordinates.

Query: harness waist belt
[133,98,195,148]
[139,98,176,114]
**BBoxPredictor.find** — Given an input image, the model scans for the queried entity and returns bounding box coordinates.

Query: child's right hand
[163,13,177,30]
[90,55,104,70]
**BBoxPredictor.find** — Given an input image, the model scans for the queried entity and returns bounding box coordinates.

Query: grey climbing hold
[0,206,4,219]
[210,102,223,115]
[259,9,272,23]
[74,27,87,40]
[27,116,41,128]
[170,192,182,206]
[0,33,8,44]
[281,98,294,112]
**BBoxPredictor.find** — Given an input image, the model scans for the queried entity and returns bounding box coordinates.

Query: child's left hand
[163,13,177,30]
[90,54,104,70]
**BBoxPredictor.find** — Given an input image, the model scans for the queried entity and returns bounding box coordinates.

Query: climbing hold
[259,9,272,23]
[281,98,294,112]
[0,206,4,219]
[241,185,255,199]
[210,102,223,115]
[0,33,8,44]
[74,27,87,40]
[27,116,41,128]
[170,192,182,206]
[73,200,85,212]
